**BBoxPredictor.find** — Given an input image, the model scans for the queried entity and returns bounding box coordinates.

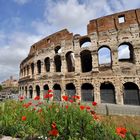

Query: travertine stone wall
[19,9,140,105]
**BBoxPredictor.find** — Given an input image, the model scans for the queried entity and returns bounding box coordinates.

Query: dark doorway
[53,84,61,101]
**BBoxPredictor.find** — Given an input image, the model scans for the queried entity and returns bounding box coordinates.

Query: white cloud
[118,45,130,59]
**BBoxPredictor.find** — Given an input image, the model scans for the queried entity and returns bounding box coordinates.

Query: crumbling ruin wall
[19,9,140,105]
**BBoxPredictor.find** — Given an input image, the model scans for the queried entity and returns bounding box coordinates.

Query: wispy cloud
[13,0,31,5]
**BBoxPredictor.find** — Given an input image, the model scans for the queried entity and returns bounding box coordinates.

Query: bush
[0,95,139,140]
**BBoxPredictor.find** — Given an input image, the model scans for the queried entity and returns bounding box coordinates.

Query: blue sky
[0,0,140,82]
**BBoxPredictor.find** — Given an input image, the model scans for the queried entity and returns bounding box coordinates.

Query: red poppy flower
[62,95,68,101]
[80,105,85,110]
[44,93,53,99]
[19,96,24,101]
[51,122,56,129]
[90,110,96,115]
[65,105,69,109]
[38,108,42,113]
[69,99,73,103]
[86,106,91,110]
[49,129,59,136]
[116,127,127,138]
[48,89,53,93]
[22,116,26,121]
[34,96,40,100]
[92,101,97,106]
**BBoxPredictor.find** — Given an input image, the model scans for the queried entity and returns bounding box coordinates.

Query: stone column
[61,55,67,73]
[75,54,81,73]
[93,81,101,103]
[41,61,45,75]
[50,59,55,72]
[91,51,99,72]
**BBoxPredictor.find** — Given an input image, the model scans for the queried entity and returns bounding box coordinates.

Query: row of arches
[21,42,134,76]
[22,82,140,105]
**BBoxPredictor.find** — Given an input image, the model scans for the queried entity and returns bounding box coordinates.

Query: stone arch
[123,82,140,105]
[54,46,61,54]
[80,50,92,72]
[53,84,61,101]
[54,55,61,72]
[31,63,34,75]
[66,83,76,98]
[80,37,91,48]
[81,83,94,101]
[66,51,75,72]
[98,46,112,65]
[118,42,134,62]
[29,85,33,98]
[43,84,49,97]
[100,82,116,104]
[44,57,50,72]
[37,60,41,74]
[36,85,40,96]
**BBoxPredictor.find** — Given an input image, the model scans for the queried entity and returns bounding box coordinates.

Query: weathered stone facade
[19,9,140,105]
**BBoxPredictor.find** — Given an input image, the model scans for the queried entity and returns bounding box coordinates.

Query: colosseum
[19,9,140,106]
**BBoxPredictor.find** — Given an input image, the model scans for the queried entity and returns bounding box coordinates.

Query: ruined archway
[54,55,61,72]
[98,46,112,65]
[100,82,116,104]
[123,82,140,105]
[53,84,61,101]
[31,63,34,75]
[36,85,40,96]
[37,60,41,74]
[80,37,91,48]
[118,42,134,62]
[80,50,92,72]
[81,83,94,101]
[44,57,50,72]
[66,83,76,98]
[66,51,75,72]
[55,46,61,54]
[29,85,33,98]
[43,84,49,97]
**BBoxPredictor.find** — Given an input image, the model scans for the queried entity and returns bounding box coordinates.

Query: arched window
[31,63,34,75]
[43,84,49,97]
[29,86,33,98]
[66,51,75,72]
[36,85,40,96]
[66,83,76,98]
[55,46,61,54]
[81,83,94,101]
[100,82,116,104]
[54,55,61,72]
[98,46,112,65]
[123,82,140,105]
[53,84,61,101]
[80,50,92,72]
[118,42,133,62]
[37,60,41,74]
[80,37,91,48]
[44,57,50,72]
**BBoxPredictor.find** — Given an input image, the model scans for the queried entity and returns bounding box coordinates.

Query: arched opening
[66,83,76,98]
[123,82,140,105]
[43,84,49,97]
[31,63,34,75]
[118,42,133,62]
[81,83,94,101]
[100,82,116,104]
[66,51,75,72]
[54,55,61,72]
[55,46,61,54]
[25,86,27,98]
[53,84,61,101]
[80,50,92,72]
[37,60,41,74]
[80,37,91,48]
[36,85,40,96]
[98,46,112,65]
[29,86,33,98]
[27,65,29,75]
[44,57,50,72]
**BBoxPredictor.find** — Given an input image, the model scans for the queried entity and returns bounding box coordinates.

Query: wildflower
[80,105,85,110]
[38,108,42,113]
[90,110,96,115]
[49,129,59,136]
[69,99,73,103]
[86,106,91,110]
[116,127,127,138]
[22,116,26,121]
[34,96,40,100]
[44,93,53,99]
[92,101,97,106]
[48,89,53,93]
[62,95,68,101]
[51,122,56,129]
[65,105,69,109]
[19,96,24,102]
